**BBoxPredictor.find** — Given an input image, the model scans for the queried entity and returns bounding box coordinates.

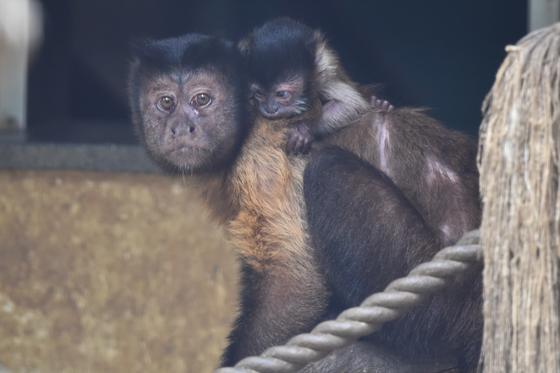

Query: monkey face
[249,75,310,120]
[134,68,244,173]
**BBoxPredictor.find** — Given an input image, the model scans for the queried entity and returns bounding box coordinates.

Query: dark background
[27,0,527,144]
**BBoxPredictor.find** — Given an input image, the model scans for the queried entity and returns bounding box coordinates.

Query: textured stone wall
[0,170,238,372]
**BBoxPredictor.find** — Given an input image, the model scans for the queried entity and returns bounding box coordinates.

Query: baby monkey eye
[157,96,175,112]
[191,93,212,108]
[275,90,291,100]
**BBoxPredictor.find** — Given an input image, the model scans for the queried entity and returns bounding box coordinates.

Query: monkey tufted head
[240,18,320,120]
[129,34,248,173]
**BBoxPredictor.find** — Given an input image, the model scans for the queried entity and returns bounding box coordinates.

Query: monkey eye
[275,90,291,100]
[191,93,212,108]
[157,96,175,112]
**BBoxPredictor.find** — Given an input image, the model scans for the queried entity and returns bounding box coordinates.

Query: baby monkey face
[249,75,309,120]
[137,68,242,172]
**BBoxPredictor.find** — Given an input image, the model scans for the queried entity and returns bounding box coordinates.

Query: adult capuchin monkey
[128,30,481,372]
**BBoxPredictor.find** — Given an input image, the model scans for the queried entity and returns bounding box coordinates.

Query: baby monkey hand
[286,122,313,155]
[370,96,394,112]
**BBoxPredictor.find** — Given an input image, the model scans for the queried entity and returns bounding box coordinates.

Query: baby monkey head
[241,18,318,120]
[129,34,247,173]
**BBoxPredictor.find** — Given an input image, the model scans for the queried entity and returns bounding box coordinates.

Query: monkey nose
[170,123,196,137]
[261,103,279,117]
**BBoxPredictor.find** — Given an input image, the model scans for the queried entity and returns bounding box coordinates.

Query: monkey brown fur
[128,34,330,361]
[324,103,480,246]
[129,33,481,371]
[242,18,479,246]
[240,18,369,155]
[223,115,330,360]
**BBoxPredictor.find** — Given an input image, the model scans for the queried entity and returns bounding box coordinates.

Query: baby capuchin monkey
[240,18,370,155]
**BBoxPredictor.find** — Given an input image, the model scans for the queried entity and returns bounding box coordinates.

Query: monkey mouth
[259,111,282,120]
[166,144,210,156]
[163,136,212,156]
[161,144,213,171]
[259,110,304,121]
[171,145,194,152]
[259,111,293,120]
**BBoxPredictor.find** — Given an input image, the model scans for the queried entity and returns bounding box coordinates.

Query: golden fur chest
[227,120,311,271]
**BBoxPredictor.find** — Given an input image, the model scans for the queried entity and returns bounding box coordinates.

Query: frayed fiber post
[478,23,560,372]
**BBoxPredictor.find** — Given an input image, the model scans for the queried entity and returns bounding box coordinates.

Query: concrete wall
[0,170,238,372]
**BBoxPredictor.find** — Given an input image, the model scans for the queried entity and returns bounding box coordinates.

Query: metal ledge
[0,143,161,173]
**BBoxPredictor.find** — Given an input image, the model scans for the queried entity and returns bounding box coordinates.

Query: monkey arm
[304,146,441,304]
[303,146,482,370]
[314,81,370,137]
[223,263,461,373]
[313,36,370,138]
[301,341,460,373]
[285,122,313,155]
[221,260,328,366]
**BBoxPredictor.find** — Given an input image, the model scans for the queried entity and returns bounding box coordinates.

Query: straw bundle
[478,23,560,372]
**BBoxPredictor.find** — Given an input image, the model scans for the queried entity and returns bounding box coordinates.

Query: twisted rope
[216,229,482,373]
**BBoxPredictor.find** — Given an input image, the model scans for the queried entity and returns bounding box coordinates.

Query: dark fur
[305,147,482,372]
[241,18,369,154]
[324,107,481,246]
[128,33,480,372]
[309,102,483,370]
[242,18,316,91]
[128,35,413,371]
